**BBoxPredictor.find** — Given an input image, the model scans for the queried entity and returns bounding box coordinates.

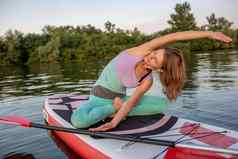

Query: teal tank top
[94,51,152,95]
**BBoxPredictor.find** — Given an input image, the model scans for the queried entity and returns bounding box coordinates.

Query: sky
[0,0,238,35]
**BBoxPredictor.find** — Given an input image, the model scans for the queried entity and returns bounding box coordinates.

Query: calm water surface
[0,50,238,158]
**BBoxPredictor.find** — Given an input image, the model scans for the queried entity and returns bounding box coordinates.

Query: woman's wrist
[206,31,232,43]
[111,103,127,127]
[110,118,120,128]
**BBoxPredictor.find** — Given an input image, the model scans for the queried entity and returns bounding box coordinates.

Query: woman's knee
[128,96,168,116]
[71,105,113,128]
[71,108,92,128]
[150,98,167,113]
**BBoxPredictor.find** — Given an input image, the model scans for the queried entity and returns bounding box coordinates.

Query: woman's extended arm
[89,79,153,132]
[128,31,232,56]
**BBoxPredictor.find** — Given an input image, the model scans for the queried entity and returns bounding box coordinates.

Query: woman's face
[143,49,166,70]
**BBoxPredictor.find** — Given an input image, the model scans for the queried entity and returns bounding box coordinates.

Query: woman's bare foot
[113,97,123,111]
[108,97,123,118]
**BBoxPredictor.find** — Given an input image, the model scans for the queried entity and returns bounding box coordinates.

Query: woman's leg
[122,95,168,116]
[71,95,116,128]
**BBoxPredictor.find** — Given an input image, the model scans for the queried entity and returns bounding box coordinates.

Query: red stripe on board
[180,122,238,148]
[165,147,238,159]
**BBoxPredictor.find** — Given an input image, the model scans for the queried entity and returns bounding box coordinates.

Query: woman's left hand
[209,32,233,43]
[89,121,117,132]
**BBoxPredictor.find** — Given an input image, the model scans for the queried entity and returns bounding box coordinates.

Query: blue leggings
[71,95,168,128]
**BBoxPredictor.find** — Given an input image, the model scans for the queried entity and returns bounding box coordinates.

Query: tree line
[0,1,238,65]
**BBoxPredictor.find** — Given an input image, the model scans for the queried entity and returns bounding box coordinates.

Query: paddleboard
[43,93,238,159]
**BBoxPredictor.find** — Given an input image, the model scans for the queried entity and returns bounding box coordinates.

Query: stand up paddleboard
[43,93,238,159]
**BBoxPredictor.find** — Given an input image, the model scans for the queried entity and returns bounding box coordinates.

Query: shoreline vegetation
[0,2,238,66]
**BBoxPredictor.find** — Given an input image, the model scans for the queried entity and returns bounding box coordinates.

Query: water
[0,50,238,158]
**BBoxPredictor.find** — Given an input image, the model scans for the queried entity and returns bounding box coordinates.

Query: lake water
[0,50,238,158]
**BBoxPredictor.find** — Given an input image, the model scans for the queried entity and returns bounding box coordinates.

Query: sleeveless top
[93,51,152,97]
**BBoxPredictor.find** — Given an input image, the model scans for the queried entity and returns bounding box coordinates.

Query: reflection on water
[0,50,238,158]
[0,61,101,102]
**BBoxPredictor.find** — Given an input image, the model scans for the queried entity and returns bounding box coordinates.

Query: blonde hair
[158,48,186,101]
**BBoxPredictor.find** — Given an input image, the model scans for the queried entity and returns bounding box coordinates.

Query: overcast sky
[1,0,238,35]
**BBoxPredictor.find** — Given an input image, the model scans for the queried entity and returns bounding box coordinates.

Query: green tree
[1,16,235,66]
[206,13,233,31]
[0,37,8,65]
[27,28,61,64]
[168,2,197,32]
[22,33,48,64]
[104,21,116,33]
[4,30,25,64]
[203,13,234,50]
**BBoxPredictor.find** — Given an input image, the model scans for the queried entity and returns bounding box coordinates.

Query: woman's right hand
[89,121,117,132]
[209,32,233,43]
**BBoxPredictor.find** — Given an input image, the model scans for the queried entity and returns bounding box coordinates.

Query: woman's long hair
[159,48,186,101]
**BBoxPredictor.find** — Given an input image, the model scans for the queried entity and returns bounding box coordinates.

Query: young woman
[71,31,232,131]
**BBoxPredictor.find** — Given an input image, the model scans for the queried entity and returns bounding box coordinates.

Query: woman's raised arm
[129,31,232,56]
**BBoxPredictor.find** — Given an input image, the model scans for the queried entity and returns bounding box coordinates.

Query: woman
[71,31,232,131]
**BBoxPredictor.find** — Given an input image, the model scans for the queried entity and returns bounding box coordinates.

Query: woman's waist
[90,85,126,100]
